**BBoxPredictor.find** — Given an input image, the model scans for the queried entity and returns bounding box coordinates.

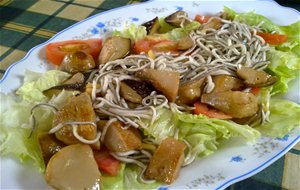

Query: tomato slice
[93,148,121,176]
[133,39,179,54]
[256,32,288,45]
[193,102,232,119]
[195,15,211,24]
[133,40,155,54]
[250,87,261,95]
[45,39,102,65]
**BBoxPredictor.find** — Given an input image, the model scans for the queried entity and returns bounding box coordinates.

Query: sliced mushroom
[201,91,258,118]
[104,121,142,152]
[200,17,222,31]
[38,133,65,165]
[145,137,186,184]
[177,78,205,105]
[123,79,154,98]
[165,11,189,27]
[212,75,244,93]
[53,92,99,149]
[177,35,194,50]
[98,36,131,64]
[43,83,84,98]
[237,66,278,87]
[60,51,95,74]
[45,144,101,190]
[120,81,143,104]
[63,72,85,84]
[136,69,180,102]
[142,17,160,35]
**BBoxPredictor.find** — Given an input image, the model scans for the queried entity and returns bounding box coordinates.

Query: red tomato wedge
[193,102,232,119]
[250,87,261,95]
[256,32,288,45]
[133,39,179,54]
[93,148,121,176]
[194,15,211,24]
[45,39,102,65]
[133,40,155,54]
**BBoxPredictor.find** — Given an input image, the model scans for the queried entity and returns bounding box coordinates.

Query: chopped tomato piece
[133,39,180,55]
[93,148,121,176]
[250,87,261,95]
[46,39,102,65]
[193,102,232,119]
[257,32,288,45]
[133,40,154,54]
[195,15,211,24]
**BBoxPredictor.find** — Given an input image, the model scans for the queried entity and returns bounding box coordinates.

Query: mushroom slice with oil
[237,66,278,87]
[98,36,131,64]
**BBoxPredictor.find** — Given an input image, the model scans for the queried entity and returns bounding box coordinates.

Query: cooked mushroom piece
[201,91,258,118]
[165,11,189,27]
[237,66,278,87]
[123,79,154,98]
[103,121,142,152]
[142,17,160,35]
[43,83,84,98]
[120,81,143,104]
[200,17,222,31]
[60,51,95,74]
[98,36,131,64]
[45,144,101,190]
[177,78,205,105]
[52,92,99,149]
[177,35,194,50]
[145,137,186,184]
[136,69,180,102]
[63,72,85,84]
[38,133,65,165]
[212,75,244,93]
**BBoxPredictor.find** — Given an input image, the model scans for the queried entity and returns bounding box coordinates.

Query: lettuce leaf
[268,48,300,94]
[101,164,160,190]
[16,70,70,103]
[257,99,300,137]
[144,110,260,159]
[113,24,147,42]
[223,6,281,33]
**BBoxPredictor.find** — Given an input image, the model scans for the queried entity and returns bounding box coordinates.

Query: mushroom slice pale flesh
[60,51,96,73]
[98,36,131,64]
[145,137,186,184]
[177,35,194,50]
[104,121,142,152]
[177,78,205,105]
[237,66,278,87]
[136,69,180,102]
[212,75,244,93]
[165,11,189,27]
[45,144,101,190]
[201,91,258,118]
[120,81,143,104]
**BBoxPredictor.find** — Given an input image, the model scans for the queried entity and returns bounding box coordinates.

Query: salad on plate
[1,5,300,190]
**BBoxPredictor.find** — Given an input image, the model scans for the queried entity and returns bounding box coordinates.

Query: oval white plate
[1,0,299,189]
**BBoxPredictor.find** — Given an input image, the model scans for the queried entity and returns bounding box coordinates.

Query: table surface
[0,0,299,190]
